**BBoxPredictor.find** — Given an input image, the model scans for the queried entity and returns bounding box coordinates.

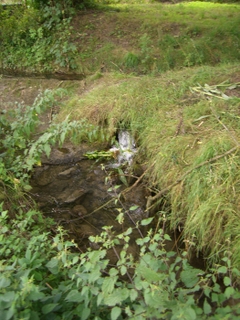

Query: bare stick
[122,161,156,196]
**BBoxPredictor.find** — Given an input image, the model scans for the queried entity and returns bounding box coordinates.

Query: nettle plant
[0,89,108,193]
[1,208,240,320]
[0,4,77,72]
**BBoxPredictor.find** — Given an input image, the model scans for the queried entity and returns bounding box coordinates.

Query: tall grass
[75,1,240,74]
[59,62,240,268]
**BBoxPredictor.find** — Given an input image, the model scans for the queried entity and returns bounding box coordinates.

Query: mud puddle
[30,143,150,257]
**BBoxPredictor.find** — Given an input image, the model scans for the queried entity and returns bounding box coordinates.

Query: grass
[74,1,240,74]
[57,61,240,268]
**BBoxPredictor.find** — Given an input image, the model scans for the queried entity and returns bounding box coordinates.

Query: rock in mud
[58,167,78,179]
[72,205,88,216]
[59,189,87,204]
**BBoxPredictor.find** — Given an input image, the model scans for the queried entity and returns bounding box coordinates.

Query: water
[110,130,137,167]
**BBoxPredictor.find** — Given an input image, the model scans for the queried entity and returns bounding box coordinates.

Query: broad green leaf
[97,292,104,306]
[125,306,133,317]
[102,277,115,294]
[81,307,90,320]
[44,144,51,158]
[25,248,32,261]
[109,268,118,277]
[72,256,79,265]
[224,286,235,299]
[137,265,164,283]
[185,307,197,320]
[217,266,227,274]
[65,290,83,303]
[111,306,121,320]
[116,212,124,224]
[118,168,128,186]
[104,292,122,306]
[0,291,16,302]
[42,303,59,314]
[123,227,132,236]
[140,217,154,226]
[120,265,127,276]
[130,205,139,211]
[164,234,171,241]
[1,308,15,320]
[35,104,41,114]
[46,258,59,274]
[28,291,45,301]
[223,276,231,286]
[212,283,221,293]
[203,287,211,298]
[23,184,32,191]
[0,277,11,289]
[130,289,138,302]
[104,288,129,307]
[60,132,66,145]
[203,300,211,315]
[180,267,202,288]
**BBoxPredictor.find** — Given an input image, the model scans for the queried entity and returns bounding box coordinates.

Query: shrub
[1,208,240,319]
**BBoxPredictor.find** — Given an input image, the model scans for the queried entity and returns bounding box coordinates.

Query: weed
[1,205,240,319]
[123,52,140,68]
[0,4,78,72]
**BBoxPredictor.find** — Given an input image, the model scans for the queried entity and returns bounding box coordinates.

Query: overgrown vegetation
[1,0,240,318]
[0,89,109,213]
[59,63,240,270]
[1,1,240,74]
[0,2,78,72]
[72,1,240,74]
[1,201,240,319]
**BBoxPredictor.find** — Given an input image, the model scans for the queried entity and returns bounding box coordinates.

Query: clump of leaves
[0,3,77,72]
[0,88,108,216]
[1,207,240,319]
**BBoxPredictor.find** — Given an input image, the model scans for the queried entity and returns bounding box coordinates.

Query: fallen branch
[75,161,156,219]
[122,161,156,196]
[146,145,240,212]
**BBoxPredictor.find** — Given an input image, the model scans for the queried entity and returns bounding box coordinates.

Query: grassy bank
[74,1,240,74]
[1,1,240,74]
[58,62,240,268]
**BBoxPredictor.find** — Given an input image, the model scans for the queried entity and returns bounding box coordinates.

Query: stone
[59,189,86,204]
[58,167,77,179]
[72,205,88,216]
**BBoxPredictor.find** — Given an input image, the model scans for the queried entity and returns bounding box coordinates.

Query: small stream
[30,132,153,259]
[30,131,205,268]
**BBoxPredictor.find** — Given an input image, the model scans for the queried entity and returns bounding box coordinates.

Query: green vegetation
[0,3,78,72]
[59,63,240,270]
[73,1,240,74]
[1,202,240,319]
[1,1,240,73]
[1,0,240,318]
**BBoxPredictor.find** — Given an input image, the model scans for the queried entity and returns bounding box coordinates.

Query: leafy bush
[0,4,77,72]
[0,89,109,188]
[1,206,240,319]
